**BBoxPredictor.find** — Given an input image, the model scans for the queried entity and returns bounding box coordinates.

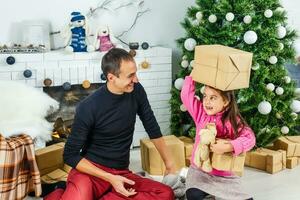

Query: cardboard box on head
[191,45,253,91]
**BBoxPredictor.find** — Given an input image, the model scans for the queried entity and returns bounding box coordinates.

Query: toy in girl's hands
[95,25,122,52]
[193,123,216,172]
[63,12,94,53]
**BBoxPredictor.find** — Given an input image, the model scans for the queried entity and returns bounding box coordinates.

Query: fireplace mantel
[0,47,172,147]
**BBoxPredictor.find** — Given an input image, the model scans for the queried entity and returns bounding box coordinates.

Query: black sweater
[63,83,162,169]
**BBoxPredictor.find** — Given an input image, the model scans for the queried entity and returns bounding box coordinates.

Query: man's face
[110,60,139,93]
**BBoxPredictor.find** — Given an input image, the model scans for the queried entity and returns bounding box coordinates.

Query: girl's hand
[210,139,233,154]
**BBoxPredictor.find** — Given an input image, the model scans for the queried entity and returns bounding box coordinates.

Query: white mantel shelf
[0,47,172,147]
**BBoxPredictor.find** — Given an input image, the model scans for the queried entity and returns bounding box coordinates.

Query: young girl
[181,76,256,200]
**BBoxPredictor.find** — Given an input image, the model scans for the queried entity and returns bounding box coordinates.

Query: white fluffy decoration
[281,126,289,134]
[208,14,217,23]
[275,87,284,95]
[269,56,278,64]
[290,100,300,113]
[174,78,184,90]
[258,101,272,115]
[277,26,286,39]
[264,9,273,18]
[243,30,257,44]
[225,12,234,21]
[196,11,203,20]
[266,83,275,91]
[182,55,188,60]
[0,81,59,142]
[184,38,197,51]
[243,15,252,24]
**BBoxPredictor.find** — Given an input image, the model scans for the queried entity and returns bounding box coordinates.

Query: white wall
[0,0,299,75]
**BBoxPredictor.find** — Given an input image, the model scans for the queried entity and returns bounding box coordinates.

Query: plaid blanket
[0,134,41,200]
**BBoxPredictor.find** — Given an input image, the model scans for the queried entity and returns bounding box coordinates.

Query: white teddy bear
[62,12,94,52]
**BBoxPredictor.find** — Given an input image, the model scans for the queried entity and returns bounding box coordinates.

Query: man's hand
[210,139,233,154]
[109,174,137,197]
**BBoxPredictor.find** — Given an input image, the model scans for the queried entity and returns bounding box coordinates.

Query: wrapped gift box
[245,148,286,174]
[140,135,185,175]
[273,136,300,157]
[35,142,72,183]
[178,136,194,164]
[212,152,245,175]
[191,45,253,91]
[286,157,298,169]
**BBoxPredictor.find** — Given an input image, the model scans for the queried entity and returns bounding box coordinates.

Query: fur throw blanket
[0,81,59,145]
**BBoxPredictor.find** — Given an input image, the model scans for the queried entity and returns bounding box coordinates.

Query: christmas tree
[170,0,300,147]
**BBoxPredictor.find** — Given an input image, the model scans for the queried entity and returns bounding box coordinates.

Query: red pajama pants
[44,161,174,200]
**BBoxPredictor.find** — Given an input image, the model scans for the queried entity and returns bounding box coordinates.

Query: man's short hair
[101,48,134,78]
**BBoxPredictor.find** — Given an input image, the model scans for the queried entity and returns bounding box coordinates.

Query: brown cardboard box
[286,157,298,169]
[35,142,65,176]
[140,135,185,175]
[273,136,300,157]
[35,142,72,184]
[191,45,253,91]
[212,152,245,175]
[178,136,194,158]
[245,148,286,174]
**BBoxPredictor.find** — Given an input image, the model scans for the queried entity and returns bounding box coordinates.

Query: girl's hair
[209,86,248,138]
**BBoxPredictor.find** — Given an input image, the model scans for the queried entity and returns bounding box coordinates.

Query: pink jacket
[180,76,256,176]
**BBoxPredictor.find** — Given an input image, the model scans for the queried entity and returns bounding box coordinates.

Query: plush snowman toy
[63,12,94,52]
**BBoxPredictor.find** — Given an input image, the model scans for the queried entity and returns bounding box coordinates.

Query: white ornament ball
[226,12,235,21]
[208,14,217,23]
[251,63,260,70]
[278,43,284,50]
[269,56,278,64]
[174,78,184,90]
[284,76,291,84]
[182,55,188,60]
[181,60,189,68]
[190,60,195,68]
[291,112,298,120]
[243,15,252,24]
[276,113,282,119]
[294,88,300,97]
[200,86,205,94]
[290,100,300,113]
[275,87,284,95]
[264,9,273,18]
[275,7,284,13]
[196,11,203,20]
[192,19,200,26]
[266,83,275,91]
[180,104,187,112]
[184,38,197,51]
[243,31,258,44]
[277,26,287,39]
[281,126,289,134]
[258,101,272,115]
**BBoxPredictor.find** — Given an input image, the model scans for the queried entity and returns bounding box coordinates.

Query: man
[45,48,176,200]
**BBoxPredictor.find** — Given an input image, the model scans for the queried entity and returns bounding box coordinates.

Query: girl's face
[203,86,229,115]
